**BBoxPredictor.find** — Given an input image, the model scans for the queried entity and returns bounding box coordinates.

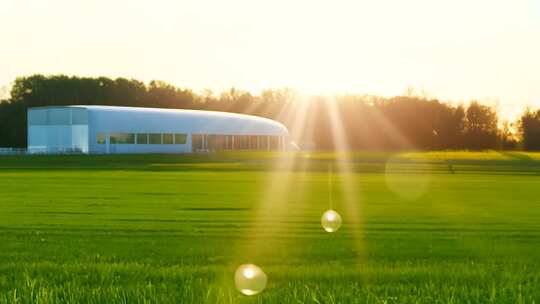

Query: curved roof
[33,105,289,136]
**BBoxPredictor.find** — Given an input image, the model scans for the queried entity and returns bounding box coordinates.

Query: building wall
[87,108,193,154]
[28,107,89,153]
[85,106,288,154]
[28,106,289,154]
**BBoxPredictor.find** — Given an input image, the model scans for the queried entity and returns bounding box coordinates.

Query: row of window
[97,133,187,145]
[192,134,282,151]
[97,133,284,150]
[29,108,88,125]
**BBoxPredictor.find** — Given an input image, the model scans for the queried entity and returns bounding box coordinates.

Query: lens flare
[235,264,267,296]
[321,209,342,232]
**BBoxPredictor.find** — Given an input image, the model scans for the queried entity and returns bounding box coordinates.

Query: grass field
[1,151,540,303]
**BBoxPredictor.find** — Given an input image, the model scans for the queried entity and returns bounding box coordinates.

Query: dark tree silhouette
[519,109,540,151]
[463,101,499,150]
[0,74,525,151]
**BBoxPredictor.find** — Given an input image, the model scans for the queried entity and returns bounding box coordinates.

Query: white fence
[0,147,85,155]
[0,148,27,155]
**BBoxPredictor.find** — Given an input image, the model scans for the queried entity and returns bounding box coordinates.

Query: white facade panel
[28,107,89,153]
[87,106,287,135]
[28,125,88,153]
[71,125,89,152]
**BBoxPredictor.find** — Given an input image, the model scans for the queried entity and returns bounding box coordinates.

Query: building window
[136,133,148,144]
[234,135,249,150]
[29,108,89,126]
[110,133,135,144]
[28,109,48,125]
[208,135,227,150]
[97,133,106,145]
[174,133,187,144]
[48,108,71,125]
[192,134,204,150]
[163,133,174,144]
[258,135,268,150]
[226,135,233,150]
[149,133,162,144]
[249,136,258,150]
[269,136,279,150]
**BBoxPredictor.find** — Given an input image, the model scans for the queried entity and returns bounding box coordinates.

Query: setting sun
[1,0,539,119]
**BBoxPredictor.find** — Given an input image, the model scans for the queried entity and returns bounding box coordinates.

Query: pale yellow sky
[0,0,539,120]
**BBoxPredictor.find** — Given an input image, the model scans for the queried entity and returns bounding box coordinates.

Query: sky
[0,0,539,120]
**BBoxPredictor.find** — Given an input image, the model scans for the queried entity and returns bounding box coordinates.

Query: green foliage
[463,101,499,149]
[0,101,26,148]
[0,152,539,303]
[519,108,540,151]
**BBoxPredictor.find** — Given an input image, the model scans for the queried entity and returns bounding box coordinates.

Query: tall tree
[519,109,540,151]
[463,101,499,150]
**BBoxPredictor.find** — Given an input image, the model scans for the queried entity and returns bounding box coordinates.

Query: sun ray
[367,104,416,150]
[225,97,312,264]
[323,96,368,267]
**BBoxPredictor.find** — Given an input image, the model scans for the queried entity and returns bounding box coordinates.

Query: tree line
[0,74,538,150]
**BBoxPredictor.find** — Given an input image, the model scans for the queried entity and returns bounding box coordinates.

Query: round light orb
[321,209,342,232]
[235,264,267,296]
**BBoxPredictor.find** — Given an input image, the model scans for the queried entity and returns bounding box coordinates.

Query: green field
[1,152,540,303]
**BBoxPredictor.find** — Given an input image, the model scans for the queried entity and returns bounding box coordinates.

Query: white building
[27,106,289,154]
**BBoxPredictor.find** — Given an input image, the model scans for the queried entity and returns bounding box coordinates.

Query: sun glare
[1,0,538,111]
[322,97,367,261]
